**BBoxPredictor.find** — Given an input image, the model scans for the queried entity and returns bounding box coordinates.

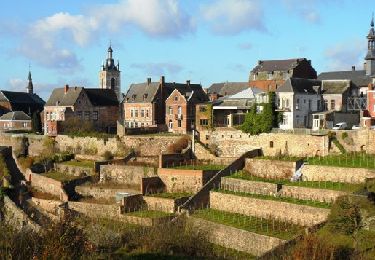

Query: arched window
[111,78,116,89]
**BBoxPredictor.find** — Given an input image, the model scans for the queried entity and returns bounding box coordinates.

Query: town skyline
[0,0,374,99]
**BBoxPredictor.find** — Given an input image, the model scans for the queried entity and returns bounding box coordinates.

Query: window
[308,100,312,110]
[330,100,335,110]
[93,111,98,121]
[324,99,328,110]
[200,119,208,126]
[256,105,264,114]
[285,99,289,108]
[111,78,116,89]
[168,120,173,129]
[141,109,145,117]
[269,141,274,148]
[199,106,207,112]
[77,111,82,119]
[174,95,179,101]
[267,72,273,80]
[178,106,182,115]
[130,109,134,118]
[169,106,173,115]
[135,109,139,117]
[317,100,321,111]
[146,109,149,118]
[178,120,182,127]
[296,99,300,110]
[84,111,90,120]
[23,122,28,128]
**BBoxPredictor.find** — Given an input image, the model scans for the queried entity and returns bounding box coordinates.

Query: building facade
[44,85,119,135]
[0,111,31,132]
[249,58,317,92]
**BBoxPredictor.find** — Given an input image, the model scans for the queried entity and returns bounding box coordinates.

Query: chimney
[64,84,69,94]
[147,78,151,85]
[352,66,356,71]
[186,80,190,86]
[160,76,165,85]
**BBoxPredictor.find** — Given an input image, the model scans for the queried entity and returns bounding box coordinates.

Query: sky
[0,0,373,100]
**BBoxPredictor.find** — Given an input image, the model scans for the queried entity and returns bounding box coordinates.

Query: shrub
[17,156,34,171]
[342,132,348,139]
[166,136,191,154]
[103,151,114,161]
[327,196,361,235]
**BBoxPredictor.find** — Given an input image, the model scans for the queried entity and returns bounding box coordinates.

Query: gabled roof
[45,87,84,106]
[0,90,45,105]
[318,70,371,87]
[0,111,31,121]
[321,80,351,94]
[172,84,209,103]
[228,87,263,99]
[124,82,160,103]
[276,78,321,94]
[46,87,119,107]
[251,58,306,73]
[207,82,248,96]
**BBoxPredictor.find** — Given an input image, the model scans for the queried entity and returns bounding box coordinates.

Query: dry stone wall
[158,168,217,193]
[200,129,329,157]
[55,164,95,177]
[188,217,286,256]
[210,191,330,226]
[301,165,375,183]
[245,159,302,179]
[221,178,279,196]
[68,201,119,219]
[100,165,156,185]
[55,135,119,155]
[143,196,189,213]
[76,186,140,200]
[122,135,181,156]
[280,186,346,203]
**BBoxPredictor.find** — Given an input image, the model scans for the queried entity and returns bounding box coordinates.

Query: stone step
[209,191,330,227]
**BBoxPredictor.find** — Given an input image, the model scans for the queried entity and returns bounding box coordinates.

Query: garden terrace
[306,152,375,169]
[193,209,302,240]
[60,160,95,168]
[125,210,174,218]
[214,189,332,209]
[146,192,192,200]
[41,171,84,183]
[171,164,226,171]
[229,170,365,193]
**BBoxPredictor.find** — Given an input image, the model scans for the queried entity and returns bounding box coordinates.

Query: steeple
[27,68,33,94]
[366,14,375,76]
[99,43,121,101]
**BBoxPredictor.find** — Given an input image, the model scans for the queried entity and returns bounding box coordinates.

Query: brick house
[165,86,208,134]
[122,76,206,132]
[44,85,119,135]
[249,58,317,92]
[0,111,31,131]
[320,80,359,112]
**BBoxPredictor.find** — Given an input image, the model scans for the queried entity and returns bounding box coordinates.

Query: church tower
[99,44,121,101]
[365,15,375,76]
[27,70,33,94]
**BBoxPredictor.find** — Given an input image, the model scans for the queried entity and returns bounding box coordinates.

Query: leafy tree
[31,112,42,133]
[241,92,279,135]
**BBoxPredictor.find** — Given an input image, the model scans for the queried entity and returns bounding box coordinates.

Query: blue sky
[0,0,373,99]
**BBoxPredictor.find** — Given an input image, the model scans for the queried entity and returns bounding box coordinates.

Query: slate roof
[276,78,321,94]
[321,80,350,94]
[251,58,305,73]
[228,87,263,99]
[207,82,248,97]
[0,90,45,114]
[318,70,372,88]
[46,87,119,107]
[125,81,208,103]
[0,111,31,121]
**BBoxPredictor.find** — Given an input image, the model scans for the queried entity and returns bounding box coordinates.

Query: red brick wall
[368,90,375,117]
[0,120,31,131]
[249,80,286,92]
[165,90,189,134]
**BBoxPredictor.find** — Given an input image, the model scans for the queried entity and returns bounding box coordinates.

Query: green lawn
[229,171,364,193]
[60,160,95,168]
[307,153,375,170]
[125,210,174,218]
[42,171,82,183]
[147,192,192,200]
[214,189,332,209]
[255,156,304,162]
[172,164,225,171]
[193,209,302,240]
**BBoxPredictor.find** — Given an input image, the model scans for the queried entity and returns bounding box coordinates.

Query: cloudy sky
[0,0,373,99]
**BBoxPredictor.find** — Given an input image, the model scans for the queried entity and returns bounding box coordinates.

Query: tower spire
[372,12,374,27]
[27,65,33,94]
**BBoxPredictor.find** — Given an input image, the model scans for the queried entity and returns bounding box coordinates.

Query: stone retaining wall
[188,217,286,256]
[143,196,189,213]
[245,158,303,180]
[158,168,217,193]
[30,197,62,215]
[100,165,156,185]
[301,165,375,183]
[221,177,279,196]
[280,185,346,203]
[3,196,40,231]
[210,191,330,226]
[55,163,95,177]
[76,185,140,200]
[68,201,119,219]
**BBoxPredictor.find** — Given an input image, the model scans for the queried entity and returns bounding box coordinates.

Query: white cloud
[324,39,366,71]
[282,0,321,24]
[201,0,265,34]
